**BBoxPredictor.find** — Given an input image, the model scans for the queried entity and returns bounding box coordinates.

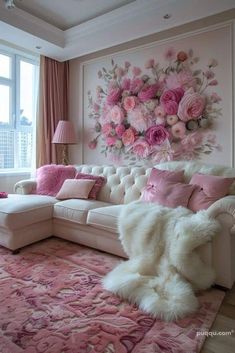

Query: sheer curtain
[36,56,69,167]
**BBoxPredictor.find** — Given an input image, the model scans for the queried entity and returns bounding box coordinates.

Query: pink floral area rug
[0,237,224,353]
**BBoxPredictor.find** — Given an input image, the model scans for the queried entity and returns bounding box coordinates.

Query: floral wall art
[83,25,232,166]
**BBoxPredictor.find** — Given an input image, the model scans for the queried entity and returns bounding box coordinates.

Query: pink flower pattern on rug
[0,238,224,353]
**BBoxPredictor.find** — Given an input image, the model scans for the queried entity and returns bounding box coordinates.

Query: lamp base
[62,144,69,165]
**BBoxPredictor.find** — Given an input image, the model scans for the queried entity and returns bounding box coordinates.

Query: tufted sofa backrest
[75,165,151,204]
[75,161,235,204]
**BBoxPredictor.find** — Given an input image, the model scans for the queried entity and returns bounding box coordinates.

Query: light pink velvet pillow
[188,173,234,212]
[148,168,185,186]
[141,179,197,208]
[36,164,76,196]
[56,179,96,200]
[141,167,185,201]
[75,173,106,199]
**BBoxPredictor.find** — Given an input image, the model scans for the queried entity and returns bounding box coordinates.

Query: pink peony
[138,83,159,102]
[106,88,122,105]
[155,116,166,125]
[160,88,184,105]
[130,78,144,94]
[164,47,176,61]
[181,131,203,148]
[171,121,186,138]
[131,139,151,158]
[122,128,136,146]
[115,124,126,137]
[93,102,100,113]
[88,139,97,149]
[145,59,155,69]
[160,88,184,114]
[210,92,221,103]
[204,70,215,79]
[163,101,178,115]
[178,88,205,121]
[128,107,152,132]
[154,106,166,118]
[145,125,169,146]
[106,136,117,146]
[121,78,131,90]
[165,70,196,90]
[123,96,138,112]
[115,67,125,78]
[124,61,131,69]
[132,66,142,76]
[208,80,218,86]
[110,105,125,124]
[177,51,188,62]
[101,123,113,136]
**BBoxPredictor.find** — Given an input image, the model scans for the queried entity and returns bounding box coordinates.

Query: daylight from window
[0,49,38,170]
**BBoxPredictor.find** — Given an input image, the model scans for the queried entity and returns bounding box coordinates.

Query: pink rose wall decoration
[87,48,222,164]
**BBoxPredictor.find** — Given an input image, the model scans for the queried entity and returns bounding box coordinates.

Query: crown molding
[0,0,234,61]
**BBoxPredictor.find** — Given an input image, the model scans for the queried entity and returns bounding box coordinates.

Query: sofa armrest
[14,179,37,195]
[207,196,235,234]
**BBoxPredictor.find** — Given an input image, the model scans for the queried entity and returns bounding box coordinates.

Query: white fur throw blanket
[103,202,221,321]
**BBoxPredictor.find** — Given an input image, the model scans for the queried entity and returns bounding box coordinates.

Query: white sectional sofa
[0,160,235,288]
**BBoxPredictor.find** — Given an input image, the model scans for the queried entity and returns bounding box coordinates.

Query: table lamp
[52,120,77,165]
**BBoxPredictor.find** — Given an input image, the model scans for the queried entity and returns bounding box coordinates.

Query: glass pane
[0,85,10,126]
[16,131,33,168]
[20,60,35,126]
[0,130,14,168]
[0,54,11,79]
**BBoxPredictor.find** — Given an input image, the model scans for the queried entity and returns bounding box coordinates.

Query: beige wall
[69,9,235,165]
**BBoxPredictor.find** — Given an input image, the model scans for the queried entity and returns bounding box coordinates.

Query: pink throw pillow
[75,173,106,199]
[56,179,96,200]
[148,168,184,186]
[36,164,76,196]
[142,179,197,208]
[188,173,234,212]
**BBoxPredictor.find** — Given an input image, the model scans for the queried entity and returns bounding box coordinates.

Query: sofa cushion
[141,167,184,201]
[141,179,197,208]
[188,173,234,212]
[56,179,96,200]
[36,164,76,196]
[53,199,111,225]
[75,173,106,199]
[0,194,57,230]
[87,205,123,233]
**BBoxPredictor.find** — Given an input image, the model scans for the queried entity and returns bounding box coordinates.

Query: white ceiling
[0,0,234,61]
[14,0,135,30]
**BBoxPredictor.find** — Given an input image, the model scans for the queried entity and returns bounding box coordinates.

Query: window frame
[0,44,39,173]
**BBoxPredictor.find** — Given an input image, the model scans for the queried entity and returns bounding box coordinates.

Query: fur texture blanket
[103,202,221,321]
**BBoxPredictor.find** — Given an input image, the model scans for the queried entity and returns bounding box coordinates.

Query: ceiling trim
[0,0,234,61]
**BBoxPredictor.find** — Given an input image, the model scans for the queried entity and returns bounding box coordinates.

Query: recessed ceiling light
[163,14,171,20]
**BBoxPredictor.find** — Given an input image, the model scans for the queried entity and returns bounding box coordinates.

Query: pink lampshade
[52,120,77,144]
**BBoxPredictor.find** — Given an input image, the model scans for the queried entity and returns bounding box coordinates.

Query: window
[0,47,39,171]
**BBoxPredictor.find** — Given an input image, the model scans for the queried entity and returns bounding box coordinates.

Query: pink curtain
[36,56,69,167]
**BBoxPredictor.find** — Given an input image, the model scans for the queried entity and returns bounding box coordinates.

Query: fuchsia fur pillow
[75,173,106,199]
[141,179,197,208]
[188,173,234,212]
[36,165,76,196]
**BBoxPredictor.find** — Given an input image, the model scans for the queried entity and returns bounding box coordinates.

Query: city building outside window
[0,45,39,172]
